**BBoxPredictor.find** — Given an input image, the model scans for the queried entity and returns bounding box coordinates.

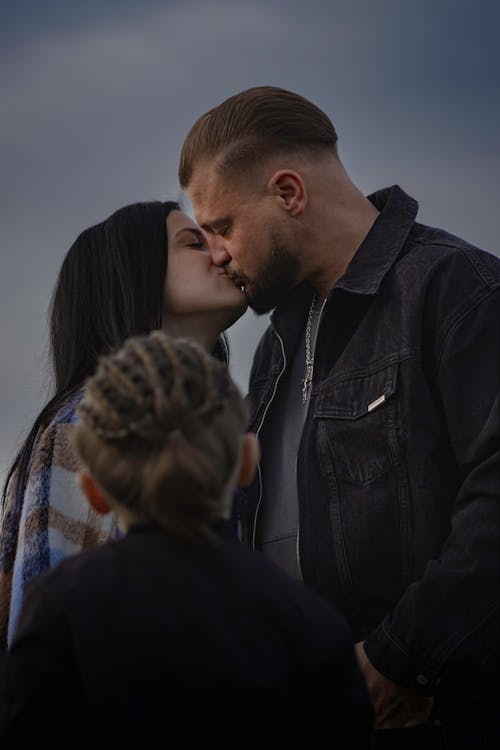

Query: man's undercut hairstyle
[74,332,247,543]
[178,86,338,186]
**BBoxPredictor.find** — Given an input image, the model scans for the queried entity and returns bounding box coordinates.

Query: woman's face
[163,210,247,332]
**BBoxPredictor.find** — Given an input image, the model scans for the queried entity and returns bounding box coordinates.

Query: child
[0,332,373,743]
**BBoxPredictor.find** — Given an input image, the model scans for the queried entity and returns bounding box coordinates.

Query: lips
[232,278,246,292]
[219,270,245,292]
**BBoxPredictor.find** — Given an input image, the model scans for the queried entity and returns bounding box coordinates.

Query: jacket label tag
[368,394,386,412]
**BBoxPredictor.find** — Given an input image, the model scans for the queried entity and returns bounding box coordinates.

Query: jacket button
[416,674,429,686]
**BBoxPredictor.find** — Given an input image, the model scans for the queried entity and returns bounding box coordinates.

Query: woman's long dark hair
[2,200,229,507]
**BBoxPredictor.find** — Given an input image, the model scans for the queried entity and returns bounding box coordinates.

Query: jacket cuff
[363,619,441,695]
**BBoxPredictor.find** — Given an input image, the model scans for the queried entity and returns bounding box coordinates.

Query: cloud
[1,0,499,484]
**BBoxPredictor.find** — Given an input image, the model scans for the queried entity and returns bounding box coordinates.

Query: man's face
[187,164,302,314]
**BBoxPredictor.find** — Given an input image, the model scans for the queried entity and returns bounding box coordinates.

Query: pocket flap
[315,362,397,420]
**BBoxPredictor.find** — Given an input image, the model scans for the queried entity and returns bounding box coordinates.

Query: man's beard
[245,233,301,315]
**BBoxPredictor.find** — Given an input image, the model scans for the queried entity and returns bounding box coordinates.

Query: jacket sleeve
[365,283,500,698]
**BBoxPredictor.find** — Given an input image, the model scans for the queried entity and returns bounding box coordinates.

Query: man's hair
[73,331,247,542]
[178,85,338,187]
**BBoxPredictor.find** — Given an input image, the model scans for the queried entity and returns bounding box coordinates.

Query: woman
[0,200,247,650]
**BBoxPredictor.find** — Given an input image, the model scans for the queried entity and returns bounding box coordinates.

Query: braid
[74,331,246,540]
[78,332,232,444]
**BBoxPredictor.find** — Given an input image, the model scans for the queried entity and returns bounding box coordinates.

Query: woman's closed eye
[176,227,208,250]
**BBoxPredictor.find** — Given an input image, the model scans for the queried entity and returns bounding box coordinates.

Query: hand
[354,641,434,729]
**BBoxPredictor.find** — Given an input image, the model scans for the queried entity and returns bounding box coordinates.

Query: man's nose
[208,235,231,267]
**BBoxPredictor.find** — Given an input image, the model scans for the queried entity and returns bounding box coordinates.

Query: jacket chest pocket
[315,362,401,483]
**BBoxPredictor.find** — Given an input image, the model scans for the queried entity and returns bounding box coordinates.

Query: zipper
[295,297,328,581]
[294,461,303,582]
[251,328,287,550]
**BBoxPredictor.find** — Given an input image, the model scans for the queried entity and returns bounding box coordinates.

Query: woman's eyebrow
[174,226,205,239]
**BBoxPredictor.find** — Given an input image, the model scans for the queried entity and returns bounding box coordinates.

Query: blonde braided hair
[74,331,247,542]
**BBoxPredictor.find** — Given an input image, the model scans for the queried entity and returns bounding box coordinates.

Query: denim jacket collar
[270,280,314,357]
[335,185,418,295]
[270,185,418,348]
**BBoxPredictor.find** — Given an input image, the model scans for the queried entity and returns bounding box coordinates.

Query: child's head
[73,331,257,542]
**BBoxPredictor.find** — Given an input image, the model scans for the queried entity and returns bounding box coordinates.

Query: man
[179,86,500,748]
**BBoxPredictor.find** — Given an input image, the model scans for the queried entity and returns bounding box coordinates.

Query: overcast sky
[1,0,499,486]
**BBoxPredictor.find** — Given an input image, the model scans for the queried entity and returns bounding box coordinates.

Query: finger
[376,702,401,727]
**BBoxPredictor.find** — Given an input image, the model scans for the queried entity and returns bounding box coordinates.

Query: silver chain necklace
[302,294,317,403]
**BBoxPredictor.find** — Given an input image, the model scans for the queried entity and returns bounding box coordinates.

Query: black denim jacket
[241,185,500,708]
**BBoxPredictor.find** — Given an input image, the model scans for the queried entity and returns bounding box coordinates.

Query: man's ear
[267,169,307,216]
[78,470,112,515]
[237,432,260,488]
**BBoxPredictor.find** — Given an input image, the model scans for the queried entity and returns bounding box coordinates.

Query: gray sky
[1,0,499,486]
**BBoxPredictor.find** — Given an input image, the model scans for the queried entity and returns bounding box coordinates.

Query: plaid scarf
[0,392,117,650]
